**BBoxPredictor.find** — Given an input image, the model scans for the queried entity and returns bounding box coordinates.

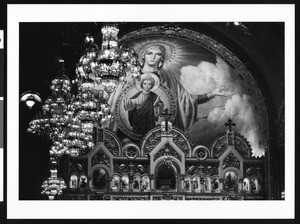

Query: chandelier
[26,23,141,199]
[41,158,67,200]
[75,23,140,94]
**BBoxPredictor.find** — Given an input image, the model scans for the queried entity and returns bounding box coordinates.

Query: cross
[225,119,236,132]
[160,108,172,133]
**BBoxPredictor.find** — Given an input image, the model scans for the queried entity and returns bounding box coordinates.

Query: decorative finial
[225,119,236,132]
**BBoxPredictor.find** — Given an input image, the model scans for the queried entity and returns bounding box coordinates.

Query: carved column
[88,177,92,188]
[257,167,263,192]
[238,179,243,193]
[219,178,224,192]
[199,164,205,193]
[128,162,134,192]
[150,174,155,191]
[180,175,185,191]
[108,177,113,192]
[200,177,204,193]
[128,180,133,192]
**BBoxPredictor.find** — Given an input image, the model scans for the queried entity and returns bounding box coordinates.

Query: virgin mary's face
[144,46,164,67]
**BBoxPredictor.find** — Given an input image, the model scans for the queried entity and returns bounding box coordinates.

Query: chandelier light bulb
[25,100,35,108]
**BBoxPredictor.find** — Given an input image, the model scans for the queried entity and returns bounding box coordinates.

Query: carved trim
[193,145,210,160]
[103,129,122,156]
[153,142,181,162]
[122,143,140,159]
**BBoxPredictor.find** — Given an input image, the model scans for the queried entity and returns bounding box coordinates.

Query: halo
[136,73,160,92]
[135,41,176,63]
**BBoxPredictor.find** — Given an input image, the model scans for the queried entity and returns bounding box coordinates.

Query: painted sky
[180,57,264,157]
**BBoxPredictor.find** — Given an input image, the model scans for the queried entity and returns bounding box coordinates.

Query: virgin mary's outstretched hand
[211,86,232,97]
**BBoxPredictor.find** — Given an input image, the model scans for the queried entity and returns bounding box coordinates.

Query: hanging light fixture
[27,23,141,199]
[41,157,67,200]
[28,59,72,156]
[41,168,67,200]
[75,23,141,94]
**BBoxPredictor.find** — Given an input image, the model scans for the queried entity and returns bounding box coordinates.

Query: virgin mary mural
[136,43,230,131]
[110,27,268,157]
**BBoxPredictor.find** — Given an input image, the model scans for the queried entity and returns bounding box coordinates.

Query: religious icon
[192,176,200,191]
[224,171,238,192]
[70,175,78,189]
[212,178,219,191]
[204,178,210,191]
[92,169,107,190]
[132,41,232,132]
[183,178,191,191]
[123,73,164,135]
[243,178,250,192]
[121,176,129,190]
[79,175,87,188]
[141,176,150,191]
[133,176,141,191]
[251,178,258,192]
[112,176,120,190]
[115,73,176,140]
[117,34,267,158]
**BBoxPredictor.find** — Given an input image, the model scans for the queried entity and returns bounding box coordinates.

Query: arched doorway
[224,170,238,192]
[92,168,108,191]
[155,164,177,191]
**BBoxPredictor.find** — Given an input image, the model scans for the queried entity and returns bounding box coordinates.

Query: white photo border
[7,4,295,219]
